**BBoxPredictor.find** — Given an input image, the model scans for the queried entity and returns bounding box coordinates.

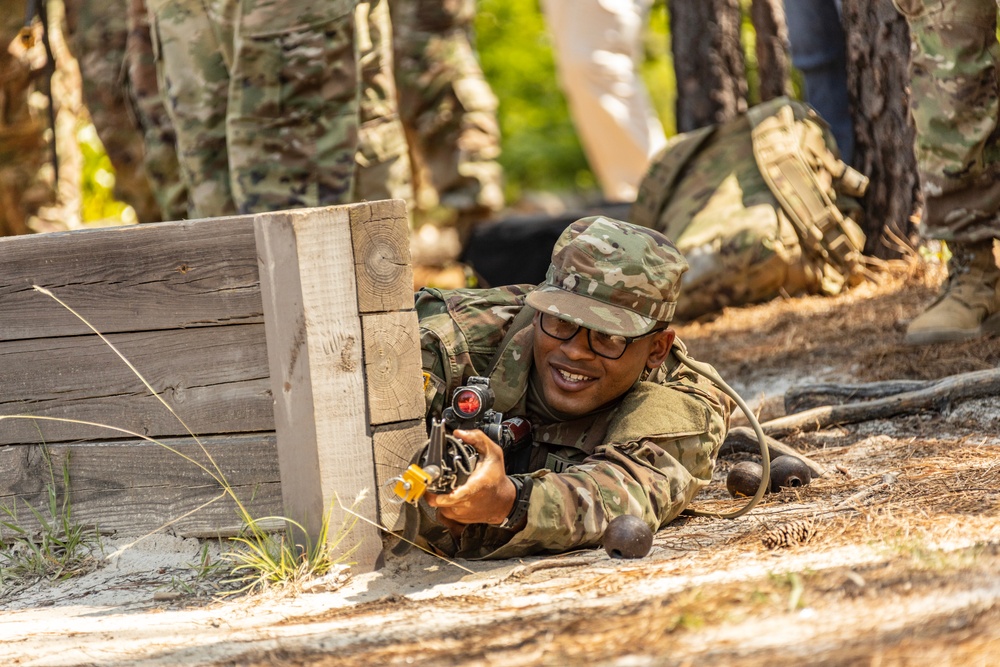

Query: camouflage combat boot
[905,240,1000,345]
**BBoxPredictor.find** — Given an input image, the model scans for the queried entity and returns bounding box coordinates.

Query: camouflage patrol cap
[525,216,688,337]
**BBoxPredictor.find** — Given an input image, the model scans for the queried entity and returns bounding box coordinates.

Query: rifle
[388,376,531,553]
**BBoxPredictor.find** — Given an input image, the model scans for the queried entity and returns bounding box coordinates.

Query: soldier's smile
[554,366,596,387]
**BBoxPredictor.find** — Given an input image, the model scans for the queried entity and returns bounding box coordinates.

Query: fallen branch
[760,367,1000,438]
[720,426,828,479]
[784,379,932,414]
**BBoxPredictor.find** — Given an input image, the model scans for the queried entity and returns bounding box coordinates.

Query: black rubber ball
[603,514,654,559]
[770,455,812,492]
[727,460,763,498]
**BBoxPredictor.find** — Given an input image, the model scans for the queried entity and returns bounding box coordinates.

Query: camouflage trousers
[389,0,504,229]
[124,0,188,221]
[147,0,366,217]
[354,0,415,210]
[894,0,1000,243]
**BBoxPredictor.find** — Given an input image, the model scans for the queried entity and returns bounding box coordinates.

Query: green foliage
[78,123,135,226]
[642,2,677,137]
[161,540,231,597]
[0,450,102,592]
[475,0,591,201]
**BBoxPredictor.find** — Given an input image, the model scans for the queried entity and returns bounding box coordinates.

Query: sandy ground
[3,259,1000,666]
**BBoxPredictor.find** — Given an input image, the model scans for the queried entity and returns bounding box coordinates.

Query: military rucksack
[630,97,870,320]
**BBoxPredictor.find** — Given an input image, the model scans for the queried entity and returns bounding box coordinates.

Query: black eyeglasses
[538,312,662,360]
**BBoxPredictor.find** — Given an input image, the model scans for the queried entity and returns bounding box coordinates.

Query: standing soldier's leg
[540,0,666,202]
[126,0,188,221]
[147,0,236,219]
[390,0,503,247]
[896,0,1000,344]
[0,1,52,236]
[63,0,161,223]
[354,0,414,210]
[227,0,360,213]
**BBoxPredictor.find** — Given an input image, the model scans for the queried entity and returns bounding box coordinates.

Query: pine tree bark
[841,0,918,257]
[749,0,791,101]
[668,0,747,132]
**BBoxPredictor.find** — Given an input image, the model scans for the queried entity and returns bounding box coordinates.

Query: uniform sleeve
[414,286,527,418]
[477,360,731,559]
[415,289,465,418]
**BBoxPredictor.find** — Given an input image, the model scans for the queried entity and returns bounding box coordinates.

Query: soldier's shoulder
[608,380,713,445]
[416,284,533,321]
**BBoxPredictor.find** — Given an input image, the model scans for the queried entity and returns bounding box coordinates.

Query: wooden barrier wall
[0,200,424,571]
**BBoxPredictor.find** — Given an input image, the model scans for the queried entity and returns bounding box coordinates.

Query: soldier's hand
[426,429,516,527]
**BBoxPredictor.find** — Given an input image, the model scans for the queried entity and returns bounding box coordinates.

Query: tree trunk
[749,0,791,102]
[668,0,747,132]
[841,0,918,257]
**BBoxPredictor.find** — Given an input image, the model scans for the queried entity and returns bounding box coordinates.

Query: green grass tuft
[0,450,102,593]
[222,495,362,595]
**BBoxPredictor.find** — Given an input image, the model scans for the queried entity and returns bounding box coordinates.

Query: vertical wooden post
[255,200,425,572]
[348,201,427,533]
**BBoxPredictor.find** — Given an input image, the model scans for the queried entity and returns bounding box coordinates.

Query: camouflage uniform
[416,217,730,558]
[0,0,52,236]
[147,0,379,217]
[124,0,188,221]
[354,0,414,209]
[63,0,165,223]
[389,0,504,236]
[894,0,1000,242]
[894,0,1000,343]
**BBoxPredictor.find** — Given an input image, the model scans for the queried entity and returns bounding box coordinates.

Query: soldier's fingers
[426,489,474,509]
[452,429,499,458]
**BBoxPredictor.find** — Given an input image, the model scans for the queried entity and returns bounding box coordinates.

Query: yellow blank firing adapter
[391,464,434,504]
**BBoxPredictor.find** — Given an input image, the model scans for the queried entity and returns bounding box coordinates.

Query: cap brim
[526,286,656,337]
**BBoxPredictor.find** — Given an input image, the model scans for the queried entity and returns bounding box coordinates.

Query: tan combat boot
[905,240,1000,345]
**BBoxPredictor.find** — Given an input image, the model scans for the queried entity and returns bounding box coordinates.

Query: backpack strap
[630,124,716,230]
[482,304,537,412]
[748,99,868,294]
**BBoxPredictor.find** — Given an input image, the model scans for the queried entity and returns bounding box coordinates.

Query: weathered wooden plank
[372,419,427,531]
[361,311,424,426]
[348,199,413,314]
[255,206,382,572]
[0,215,261,342]
[0,434,282,537]
[0,324,272,445]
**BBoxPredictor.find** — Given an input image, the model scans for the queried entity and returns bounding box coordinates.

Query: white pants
[541,0,666,202]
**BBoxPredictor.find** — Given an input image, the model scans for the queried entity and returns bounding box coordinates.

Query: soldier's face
[531,313,675,416]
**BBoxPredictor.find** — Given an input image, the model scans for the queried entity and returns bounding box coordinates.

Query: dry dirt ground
[2,259,1000,667]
